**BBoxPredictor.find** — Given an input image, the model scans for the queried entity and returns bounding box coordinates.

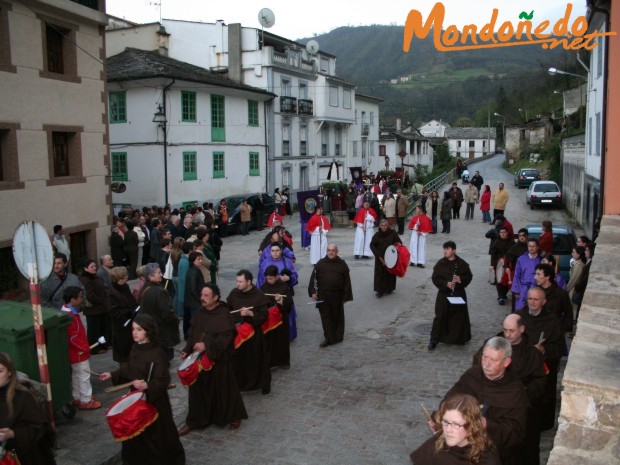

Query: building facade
[0,0,109,291]
[445,127,496,159]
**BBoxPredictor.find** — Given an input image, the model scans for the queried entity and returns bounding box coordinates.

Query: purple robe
[511,253,542,311]
[259,246,295,266]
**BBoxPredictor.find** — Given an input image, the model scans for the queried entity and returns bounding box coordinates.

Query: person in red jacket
[539,220,553,254]
[408,205,433,268]
[266,208,284,227]
[61,286,101,410]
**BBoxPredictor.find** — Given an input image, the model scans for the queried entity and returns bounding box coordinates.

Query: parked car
[525,223,576,282]
[526,181,562,209]
[221,193,275,234]
[514,168,542,188]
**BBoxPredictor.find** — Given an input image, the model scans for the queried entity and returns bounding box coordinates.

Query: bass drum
[496,258,511,286]
[386,244,411,278]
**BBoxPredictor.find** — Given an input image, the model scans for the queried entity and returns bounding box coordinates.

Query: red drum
[178,351,213,386]
[262,305,283,334]
[385,244,411,277]
[496,258,512,286]
[106,391,158,442]
[234,322,255,349]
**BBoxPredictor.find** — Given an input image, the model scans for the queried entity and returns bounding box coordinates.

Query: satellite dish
[306,39,320,55]
[258,8,275,28]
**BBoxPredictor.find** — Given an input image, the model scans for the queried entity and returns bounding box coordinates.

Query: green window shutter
[109,91,127,123]
[248,100,259,126]
[183,151,197,181]
[249,152,260,176]
[181,91,197,122]
[111,152,128,181]
[211,94,225,141]
[213,152,225,178]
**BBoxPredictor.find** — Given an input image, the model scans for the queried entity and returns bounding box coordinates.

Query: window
[183,151,197,181]
[300,125,307,156]
[320,57,329,73]
[370,112,375,126]
[41,19,79,82]
[595,112,601,156]
[281,78,291,97]
[45,125,84,185]
[299,82,308,99]
[343,89,352,109]
[248,100,259,127]
[335,126,342,156]
[379,145,386,156]
[353,141,358,157]
[369,142,375,157]
[0,3,15,73]
[588,116,593,155]
[282,122,290,156]
[109,91,126,124]
[212,152,224,178]
[111,152,128,181]
[469,141,475,148]
[211,95,225,141]
[355,110,358,124]
[249,152,260,176]
[597,35,603,78]
[457,141,462,148]
[329,86,338,107]
[362,141,367,158]
[182,91,196,122]
[0,123,23,190]
[321,125,329,156]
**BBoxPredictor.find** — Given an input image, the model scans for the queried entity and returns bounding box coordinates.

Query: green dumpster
[0,301,72,412]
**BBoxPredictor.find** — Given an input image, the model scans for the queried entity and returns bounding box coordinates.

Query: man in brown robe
[369,219,402,297]
[260,265,293,368]
[308,244,353,348]
[534,264,573,339]
[178,283,248,435]
[226,269,272,394]
[516,287,563,433]
[429,241,473,350]
[435,337,529,465]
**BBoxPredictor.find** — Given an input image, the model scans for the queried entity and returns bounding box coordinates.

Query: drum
[384,245,398,269]
[386,244,411,277]
[262,305,283,334]
[178,351,202,386]
[106,391,158,442]
[234,322,255,349]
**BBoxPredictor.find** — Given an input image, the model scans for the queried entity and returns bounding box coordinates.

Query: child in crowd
[61,286,102,410]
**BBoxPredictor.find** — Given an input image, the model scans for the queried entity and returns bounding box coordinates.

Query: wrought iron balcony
[280,96,297,114]
[298,99,313,116]
[361,123,370,136]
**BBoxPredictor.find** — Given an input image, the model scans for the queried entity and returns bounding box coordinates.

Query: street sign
[12,221,54,281]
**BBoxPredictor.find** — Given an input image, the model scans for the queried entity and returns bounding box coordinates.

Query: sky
[106,0,588,42]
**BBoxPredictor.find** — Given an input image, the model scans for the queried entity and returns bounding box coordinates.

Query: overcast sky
[106,0,587,42]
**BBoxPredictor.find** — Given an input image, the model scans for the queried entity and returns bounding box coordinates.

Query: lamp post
[494,112,505,147]
[549,68,588,131]
[518,108,528,123]
[153,105,169,206]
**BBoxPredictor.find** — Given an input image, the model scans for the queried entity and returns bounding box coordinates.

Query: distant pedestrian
[479,185,492,223]
[440,191,452,234]
[464,182,478,220]
[408,206,432,268]
[470,170,484,192]
[239,199,252,236]
[450,182,464,219]
[491,183,509,223]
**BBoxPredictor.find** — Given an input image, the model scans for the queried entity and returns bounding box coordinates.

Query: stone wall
[547,215,620,464]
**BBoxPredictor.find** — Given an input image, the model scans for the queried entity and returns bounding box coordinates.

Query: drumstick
[308,301,323,304]
[230,307,254,314]
[87,370,102,377]
[104,380,142,393]
[263,293,279,297]
[421,403,433,422]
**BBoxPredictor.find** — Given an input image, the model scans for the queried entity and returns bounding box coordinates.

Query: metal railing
[406,168,457,216]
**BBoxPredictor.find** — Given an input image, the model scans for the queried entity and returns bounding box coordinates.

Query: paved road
[54,154,577,465]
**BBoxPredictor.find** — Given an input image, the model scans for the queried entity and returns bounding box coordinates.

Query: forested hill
[301,25,581,126]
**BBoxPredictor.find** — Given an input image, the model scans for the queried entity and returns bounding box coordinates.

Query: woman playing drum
[100,314,185,465]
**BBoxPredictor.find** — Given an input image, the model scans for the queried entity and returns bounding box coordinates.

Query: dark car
[514,168,542,188]
[526,181,562,209]
[221,193,274,234]
[525,223,576,282]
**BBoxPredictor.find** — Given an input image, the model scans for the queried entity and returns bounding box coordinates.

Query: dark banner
[296,189,320,223]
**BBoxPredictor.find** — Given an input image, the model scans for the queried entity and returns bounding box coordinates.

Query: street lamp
[548,67,587,80]
[153,105,169,206]
[518,108,528,122]
[494,112,505,146]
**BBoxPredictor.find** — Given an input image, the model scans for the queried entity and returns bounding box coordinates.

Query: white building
[445,127,496,159]
[350,93,382,176]
[0,0,109,283]
[107,20,371,200]
[418,119,451,138]
[106,47,274,209]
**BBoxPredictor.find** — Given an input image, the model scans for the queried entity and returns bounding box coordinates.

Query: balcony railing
[298,99,313,116]
[280,96,297,114]
[361,123,370,136]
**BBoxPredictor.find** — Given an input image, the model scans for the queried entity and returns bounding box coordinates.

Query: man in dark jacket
[254,193,265,230]
[471,170,484,192]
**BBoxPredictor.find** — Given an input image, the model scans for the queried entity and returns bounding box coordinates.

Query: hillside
[302,26,583,126]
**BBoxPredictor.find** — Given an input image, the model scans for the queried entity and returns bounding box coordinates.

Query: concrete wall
[546,215,620,465]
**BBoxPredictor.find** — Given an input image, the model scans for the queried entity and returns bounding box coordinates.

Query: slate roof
[445,127,497,139]
[107,48,275,98]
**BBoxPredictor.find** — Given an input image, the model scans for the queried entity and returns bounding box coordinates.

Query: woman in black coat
[183,252,205,339]
[79,258,111,354]
[108,266,138,367]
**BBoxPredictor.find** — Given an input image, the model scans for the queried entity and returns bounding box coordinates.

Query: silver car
[526,181,562,209]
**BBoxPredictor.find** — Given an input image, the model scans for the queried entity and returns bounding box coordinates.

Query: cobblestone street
[55,156,574,465]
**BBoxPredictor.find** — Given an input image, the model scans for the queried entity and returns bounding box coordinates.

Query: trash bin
[0,301,72,414]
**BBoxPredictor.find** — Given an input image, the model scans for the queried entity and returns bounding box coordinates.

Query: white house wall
[585,21,605,180]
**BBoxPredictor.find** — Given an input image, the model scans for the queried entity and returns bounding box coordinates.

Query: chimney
[396,118,401,131]
[228,23,242,83]
[156,25,170,56]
